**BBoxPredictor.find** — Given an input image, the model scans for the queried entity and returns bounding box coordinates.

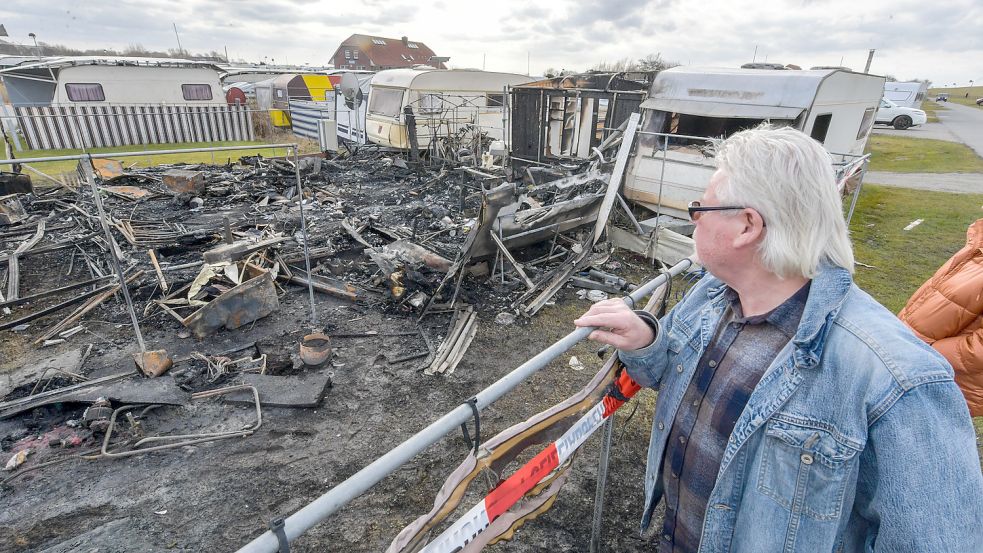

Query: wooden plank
[147,249,169,293]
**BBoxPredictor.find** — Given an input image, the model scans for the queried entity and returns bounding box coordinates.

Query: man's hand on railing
[574,298,654,351]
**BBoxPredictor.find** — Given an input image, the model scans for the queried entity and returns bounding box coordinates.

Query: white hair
[713,124,855,279]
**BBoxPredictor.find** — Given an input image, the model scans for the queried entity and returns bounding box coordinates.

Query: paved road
[866,101,983,193]
[872,103,983,157]
[934,102,983,157]
[865,171,983,194]
[872,121,957,142]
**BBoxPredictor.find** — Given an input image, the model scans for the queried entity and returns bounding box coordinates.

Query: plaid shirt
[659,283,809,552]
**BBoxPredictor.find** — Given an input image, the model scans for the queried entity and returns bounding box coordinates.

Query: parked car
[875,98,927,130]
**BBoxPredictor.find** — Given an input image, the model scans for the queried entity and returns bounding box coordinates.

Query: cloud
[0,0,978,84]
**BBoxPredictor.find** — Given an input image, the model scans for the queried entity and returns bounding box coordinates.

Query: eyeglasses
[687,201,750,222]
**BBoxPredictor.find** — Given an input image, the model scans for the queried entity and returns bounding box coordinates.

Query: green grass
[1,138,319,180]
[849,183,983,313]
[864,135,983,173]
[929,86,983,108]
[920,99,944,123]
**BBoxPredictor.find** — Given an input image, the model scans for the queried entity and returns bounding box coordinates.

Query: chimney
[402,36,408,46]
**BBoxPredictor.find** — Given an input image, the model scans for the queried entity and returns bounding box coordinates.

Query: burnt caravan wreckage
[623,66,884,218]
[508,72,653,166]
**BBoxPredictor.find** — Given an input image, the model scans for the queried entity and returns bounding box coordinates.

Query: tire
[893,116,912,130]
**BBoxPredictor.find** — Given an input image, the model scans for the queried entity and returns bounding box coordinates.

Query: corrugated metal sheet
[14,103,253,150]
[289,100,334,140]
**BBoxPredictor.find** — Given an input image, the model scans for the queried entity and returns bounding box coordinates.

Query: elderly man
[575,126,983,552]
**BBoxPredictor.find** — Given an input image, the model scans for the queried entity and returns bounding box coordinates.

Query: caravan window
[419,94,445,115]
[810,114,832,144]
[368,88,403,117]
[486,94,504,107]
[65,83,105,102]
[857,108,876,139]
[182,84,213,101]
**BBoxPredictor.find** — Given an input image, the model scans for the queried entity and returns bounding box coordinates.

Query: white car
[875,98,927,130]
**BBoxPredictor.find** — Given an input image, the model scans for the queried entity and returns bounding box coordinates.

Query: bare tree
[637,52,679,72]
[589,52,680,73]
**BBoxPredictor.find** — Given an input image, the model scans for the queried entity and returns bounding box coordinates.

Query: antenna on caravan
[339,72,364,143]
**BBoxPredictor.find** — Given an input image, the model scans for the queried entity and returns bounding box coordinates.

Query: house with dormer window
[330,34,446,71]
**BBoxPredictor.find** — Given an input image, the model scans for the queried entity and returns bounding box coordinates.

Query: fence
[12,103,254,150]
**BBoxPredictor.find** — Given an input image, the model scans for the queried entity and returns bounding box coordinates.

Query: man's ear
[732,209,765,249]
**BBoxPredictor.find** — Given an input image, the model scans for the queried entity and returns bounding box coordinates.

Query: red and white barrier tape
[419,374,638,553]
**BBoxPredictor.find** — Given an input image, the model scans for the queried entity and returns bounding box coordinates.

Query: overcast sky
[2,0,980,86]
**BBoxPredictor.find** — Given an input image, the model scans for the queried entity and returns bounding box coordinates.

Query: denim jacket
[619,265,983,552]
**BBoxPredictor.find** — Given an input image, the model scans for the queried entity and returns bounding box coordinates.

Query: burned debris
[0,128,659,488]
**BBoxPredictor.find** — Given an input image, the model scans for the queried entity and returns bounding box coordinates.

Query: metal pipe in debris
[291,145,317,329]
[82,155,146,352]
[235,257,694,553]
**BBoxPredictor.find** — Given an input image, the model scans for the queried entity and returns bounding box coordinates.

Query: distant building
[330,34,445,71]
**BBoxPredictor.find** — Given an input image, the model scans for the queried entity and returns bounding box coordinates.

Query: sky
[1,0,980,87]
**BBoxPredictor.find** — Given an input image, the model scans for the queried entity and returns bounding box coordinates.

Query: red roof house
[330,34,446,71]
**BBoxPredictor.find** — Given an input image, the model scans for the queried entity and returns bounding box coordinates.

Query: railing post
[589,416,616,553]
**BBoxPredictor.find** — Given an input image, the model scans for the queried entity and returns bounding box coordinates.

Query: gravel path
[865,172,983,194]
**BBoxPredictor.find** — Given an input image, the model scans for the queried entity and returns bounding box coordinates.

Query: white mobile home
[623,67,885,216]
[0,57,225,107]
[365,69,533,149]
[0,57,252,150]
[883,81,929,108]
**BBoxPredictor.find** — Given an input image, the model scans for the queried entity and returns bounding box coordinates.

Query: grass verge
[920,99,943,123]
[849,184,983,313]
[929,86,983,108]
[864,135,983,173]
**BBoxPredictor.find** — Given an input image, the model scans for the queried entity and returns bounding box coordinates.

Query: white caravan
[883,81,929,108]
[0,56,225,107]
[623,66,885,217]
[365,69,533,149]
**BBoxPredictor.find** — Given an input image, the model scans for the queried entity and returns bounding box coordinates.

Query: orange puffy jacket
[899,218,983,416]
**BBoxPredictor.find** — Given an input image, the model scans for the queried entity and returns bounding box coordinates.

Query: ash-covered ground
[0,148,680,552]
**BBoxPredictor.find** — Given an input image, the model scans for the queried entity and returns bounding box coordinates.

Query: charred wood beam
[0,232,98,263]
[286,267,359,302]
[404,106,420,163]
[6,220,46,301]
[33,270,144,345]
[0,372,135,419]
[0,282,117,331]
[0,274,114,309]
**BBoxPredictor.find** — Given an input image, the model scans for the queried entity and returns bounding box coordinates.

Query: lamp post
[28,32,42,60]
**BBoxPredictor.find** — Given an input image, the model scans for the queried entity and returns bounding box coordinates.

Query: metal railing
[235,258,694,552]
